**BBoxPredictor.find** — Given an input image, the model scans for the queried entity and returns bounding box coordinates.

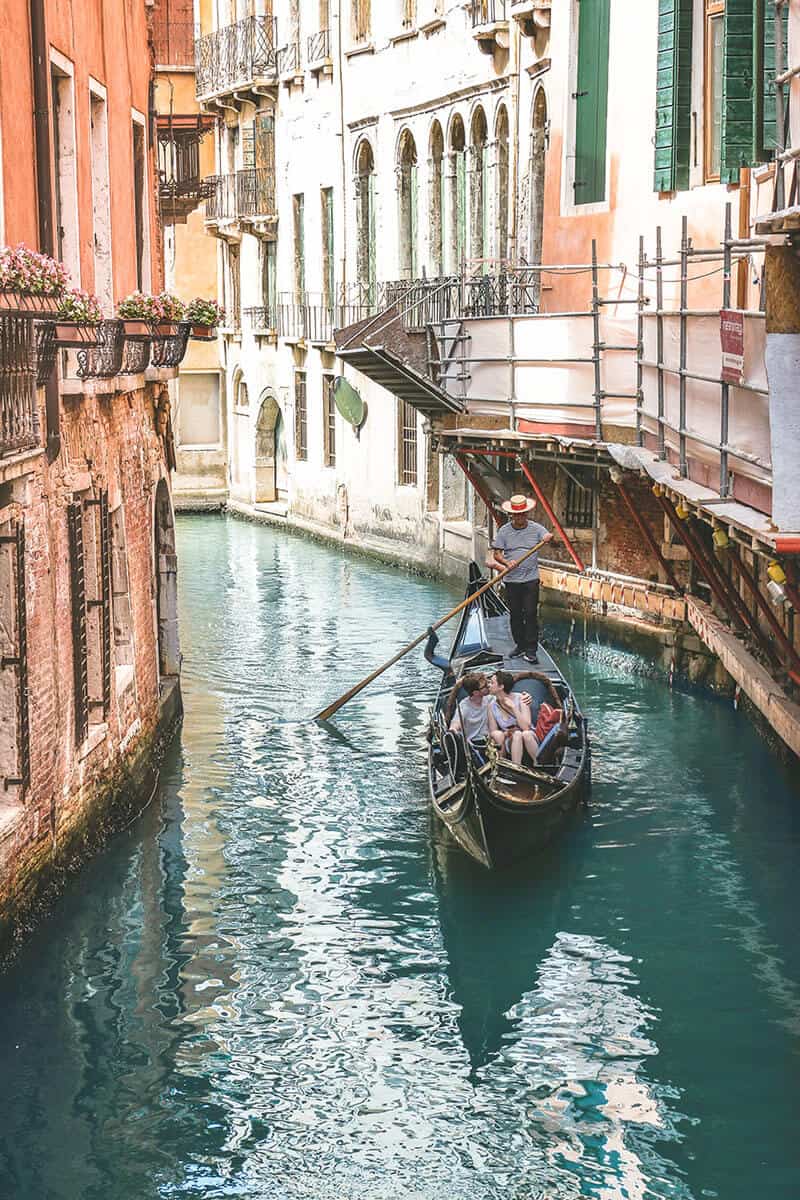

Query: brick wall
[0,380,180,956]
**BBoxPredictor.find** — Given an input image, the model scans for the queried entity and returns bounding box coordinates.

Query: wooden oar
[314,536,548,722]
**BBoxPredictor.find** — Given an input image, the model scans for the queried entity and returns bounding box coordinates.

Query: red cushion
[534,703,562,742]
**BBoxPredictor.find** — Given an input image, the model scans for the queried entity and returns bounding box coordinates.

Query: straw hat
[501,494,536,514]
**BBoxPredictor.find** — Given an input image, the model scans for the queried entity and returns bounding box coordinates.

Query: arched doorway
[255,391,287,503]
[397,129,418,279]
[469,106,488,268]
[355,138,376,304]
[447,114,466,272]
[154,477,180,679]
[529,88,548,305]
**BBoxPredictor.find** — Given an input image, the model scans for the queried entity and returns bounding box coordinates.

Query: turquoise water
[0,514,798,1200]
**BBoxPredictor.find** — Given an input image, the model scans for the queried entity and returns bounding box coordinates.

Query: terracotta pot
[53,321,100,348]
[0,291,61,316]
[153,321,180,336]
[121,318,151,340]
[190,323,216,340]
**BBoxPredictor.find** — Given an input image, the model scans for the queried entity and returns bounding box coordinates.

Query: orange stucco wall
[0,0,162,298]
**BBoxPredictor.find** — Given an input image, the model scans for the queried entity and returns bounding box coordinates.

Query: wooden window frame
[322,374,336,468]
[0,522,31,793]
[398,400,418,487]
[295,371,308,462]
[704,0,725,183]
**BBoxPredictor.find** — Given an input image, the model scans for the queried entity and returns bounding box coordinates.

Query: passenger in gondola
[488,671,540,765]
[446,673,492,744]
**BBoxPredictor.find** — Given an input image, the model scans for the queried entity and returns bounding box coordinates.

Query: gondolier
[491,495,553,663]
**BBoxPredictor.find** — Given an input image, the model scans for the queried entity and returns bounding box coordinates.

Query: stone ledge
[687,596,800,758]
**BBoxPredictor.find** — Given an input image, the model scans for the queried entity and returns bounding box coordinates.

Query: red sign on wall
[720,309,745,385]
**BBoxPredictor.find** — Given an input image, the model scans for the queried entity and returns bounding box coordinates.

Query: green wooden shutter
[654,0,693,192]
[759,0,789,160]
[721,0,756,182]
[574,0,610,205]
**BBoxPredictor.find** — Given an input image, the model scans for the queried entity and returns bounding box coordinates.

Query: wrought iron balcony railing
[195,15,278,102]
[307,28,331,63]
[1,315,39,456]
[277,42,301,76]
[244,306,278,333]
[277,291,381,343]
[471,0,507,26]
[205,169,276,224]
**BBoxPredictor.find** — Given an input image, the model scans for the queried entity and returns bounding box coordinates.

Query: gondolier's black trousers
[505,580,540,653]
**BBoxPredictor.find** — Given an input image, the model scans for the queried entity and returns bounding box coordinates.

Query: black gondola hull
[427,564,590,870]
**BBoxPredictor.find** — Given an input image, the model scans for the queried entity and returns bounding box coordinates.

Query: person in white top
[487,670,540,765]
[447,673,491,743]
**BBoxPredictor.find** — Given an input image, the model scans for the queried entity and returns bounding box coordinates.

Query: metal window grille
[67,502,89,745]
[0,522,31,792]
[295,371,308,460]
[564,474,594,529]
[323,375,336,467]
[99,492,112,717]
[399,400,418,485]
[0,316,39,456]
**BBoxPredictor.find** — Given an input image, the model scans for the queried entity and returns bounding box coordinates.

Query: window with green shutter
[653,0,693,193]
[720,0,755,181]
[758,0,789,159]
[573,0,610,205]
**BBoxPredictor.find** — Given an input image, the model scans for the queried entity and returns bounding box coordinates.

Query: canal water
[1,514,799,1200]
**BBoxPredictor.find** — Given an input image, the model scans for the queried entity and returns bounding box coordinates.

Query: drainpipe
[29,0,60,462]
[336,0,348,292]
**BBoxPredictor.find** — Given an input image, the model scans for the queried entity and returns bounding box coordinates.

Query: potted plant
[0,244,69,314]
[151,291,186,335]
[185,297,225,339]
[53,288,103,346]
[117,292,160,339]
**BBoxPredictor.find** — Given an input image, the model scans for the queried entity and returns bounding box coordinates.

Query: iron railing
[278,291,380,342]
[151,323,191,369]
[277,42,301,76]
[307,28,331,62]
[205,169,276,223]
[1,316,39,456]
[195,15,278,100]
[153,18,196,67]
[471,0,507,25]
[244,306,277,332]
[378,270,539,328]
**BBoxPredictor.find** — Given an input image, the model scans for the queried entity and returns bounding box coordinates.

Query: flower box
[152,321,180,337]
[53,321,100,348]
[0,291,61,316]
[122,319,151,341]
[190,323,217,340]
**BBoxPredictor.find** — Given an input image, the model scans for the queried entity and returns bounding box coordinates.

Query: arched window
[469,107,488,268]
[234,371,249,410]
[494,104,509,264]
[447,114,466,273]
[428,121,445,277]
[355,138,376,303]
[529,88,548,304]
[397,129,418,280]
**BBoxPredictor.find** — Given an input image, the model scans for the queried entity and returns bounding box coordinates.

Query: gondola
[427,563,590,869]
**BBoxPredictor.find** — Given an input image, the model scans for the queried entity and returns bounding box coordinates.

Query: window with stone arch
[447,113,466,273]
[529,87,548,305]
[233,370,249,411]
[494,103,510,265]
[355,138,377,303]
[469,106,489,270]
[428,120,445,278]
[397,128,418,280]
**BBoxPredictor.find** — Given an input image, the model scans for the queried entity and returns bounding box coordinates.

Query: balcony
[307,29,332,77]
[0,316,39,458]
[277,290,380,345]
[277,41,303,87]
[204,169,277,238]
[195,15,278,106]
[157,114,217,225]
[244,306,278,338]
[510,0,551,41]
[470,0,509,54]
